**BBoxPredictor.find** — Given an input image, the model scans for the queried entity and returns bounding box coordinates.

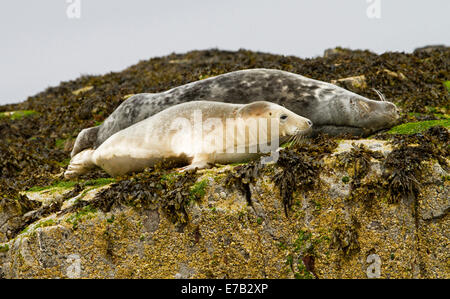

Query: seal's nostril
[390,105,400,115]
[307,120,313,127]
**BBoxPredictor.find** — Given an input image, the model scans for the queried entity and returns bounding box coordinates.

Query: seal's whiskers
[372,88,388,102]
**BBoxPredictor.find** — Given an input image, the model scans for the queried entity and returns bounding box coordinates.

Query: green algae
[35,219,56,229]
[284,230,320,279]
[444,81,450,92]
[66,205,97,229]
[83,178,116,187]
[0,243,9,253]
[0,110,37,120]
[27,181,79,192]
[189,179,208,200]
[27,178,115,193]
[387,119,450,134]
[160,172,185,186]
[55,138,66,149]
[19,218,57,236]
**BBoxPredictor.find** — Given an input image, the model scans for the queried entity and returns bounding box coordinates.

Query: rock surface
[1,48,449,279]
[0,139,448,279]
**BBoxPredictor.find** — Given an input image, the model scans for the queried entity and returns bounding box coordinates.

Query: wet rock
[0,138,447,278]
[378,69,407,80]
[331,75,367,90]
[0,196,40,242]
[72,86,94,96]
[143,209,160,233]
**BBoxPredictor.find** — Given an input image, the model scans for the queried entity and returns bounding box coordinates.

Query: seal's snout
[295,118,313,136]
[385,102,401,122]
[296,117,313,133]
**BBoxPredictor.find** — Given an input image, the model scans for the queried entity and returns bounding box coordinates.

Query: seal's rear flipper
[64,149,96,179]
[71,126,100,157]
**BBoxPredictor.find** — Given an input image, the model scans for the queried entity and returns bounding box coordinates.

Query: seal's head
[301,84,400,136]
[236,101,313,143]
[346,95,400,133]
[370,89,401,128]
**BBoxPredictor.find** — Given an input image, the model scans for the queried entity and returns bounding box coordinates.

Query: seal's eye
[280,114,288,121]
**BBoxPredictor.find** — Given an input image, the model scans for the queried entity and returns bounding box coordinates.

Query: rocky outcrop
[0,138,448,279]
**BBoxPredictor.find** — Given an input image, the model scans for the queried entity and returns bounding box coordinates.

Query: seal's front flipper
[64,149,96,179]
[177,154,213,172]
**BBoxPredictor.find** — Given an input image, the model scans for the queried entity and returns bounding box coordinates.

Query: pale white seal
[64,101,312,178]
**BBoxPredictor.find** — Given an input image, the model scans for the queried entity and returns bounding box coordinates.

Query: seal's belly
[95,155,160,176]
[94,154,188,177]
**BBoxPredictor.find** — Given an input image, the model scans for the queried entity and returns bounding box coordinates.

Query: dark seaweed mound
[383,126,449,203]
[1,48,449,199]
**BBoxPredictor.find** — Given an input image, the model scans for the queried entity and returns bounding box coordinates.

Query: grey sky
[1,0,448,105]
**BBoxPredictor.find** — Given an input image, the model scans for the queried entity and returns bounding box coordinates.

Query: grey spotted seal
[64,101,312,178]
[71,69,399,157]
